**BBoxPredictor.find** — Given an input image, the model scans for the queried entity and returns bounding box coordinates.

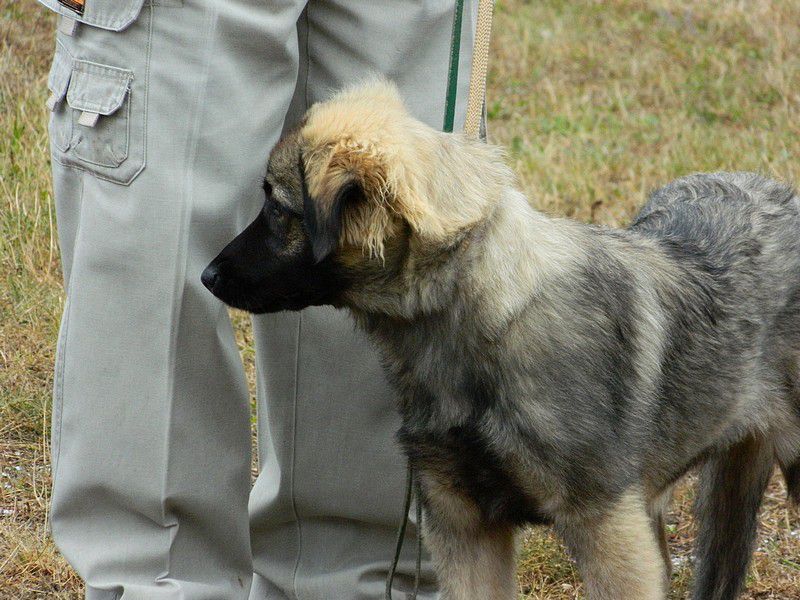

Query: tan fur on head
[300,78,515,258]
[301,79,429,258]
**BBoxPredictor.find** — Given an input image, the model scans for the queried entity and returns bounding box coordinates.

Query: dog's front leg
[557,489,666,600]
[420,476,517,600]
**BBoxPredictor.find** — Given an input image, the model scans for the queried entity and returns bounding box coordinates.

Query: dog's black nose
[201,265,219,291]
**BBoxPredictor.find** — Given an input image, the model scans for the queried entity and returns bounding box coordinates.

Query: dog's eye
[263,180,273,197]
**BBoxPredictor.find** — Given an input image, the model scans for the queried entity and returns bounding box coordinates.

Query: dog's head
[202,80,509,315]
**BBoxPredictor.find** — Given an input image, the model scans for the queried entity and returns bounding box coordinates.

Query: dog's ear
[302,165,366,263]
[301,141,395,262]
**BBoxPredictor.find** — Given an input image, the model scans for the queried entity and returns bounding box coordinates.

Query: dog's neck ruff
[355,187,583,332]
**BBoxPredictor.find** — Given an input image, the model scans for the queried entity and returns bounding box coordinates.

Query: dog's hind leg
[691,434,773,600]
[780,449,800,506]
[776,406,800,506]
[782,458,800,505]
[776,359,800,506]
[558,489,666,600]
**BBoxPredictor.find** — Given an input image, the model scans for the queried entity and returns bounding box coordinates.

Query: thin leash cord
[385,463,417,600]
[385,1,494,598]
[413,475,423,594]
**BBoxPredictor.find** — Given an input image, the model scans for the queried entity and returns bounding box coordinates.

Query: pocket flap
[66,61,134,116]
[47,43,73,105]
[36,0,146,32]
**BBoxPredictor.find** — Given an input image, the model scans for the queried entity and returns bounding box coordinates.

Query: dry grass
[492,0,800,225]
[0,2,78,598]
[1,0,799,598]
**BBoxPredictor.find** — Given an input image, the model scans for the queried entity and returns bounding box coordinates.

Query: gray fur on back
[628,172,800,483]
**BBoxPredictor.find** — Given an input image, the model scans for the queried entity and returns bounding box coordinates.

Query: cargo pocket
[43,0,151,186]
[48,48,143,185]
[67,61,134,170]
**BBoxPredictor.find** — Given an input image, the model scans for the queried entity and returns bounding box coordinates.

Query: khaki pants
[39,0,476,598]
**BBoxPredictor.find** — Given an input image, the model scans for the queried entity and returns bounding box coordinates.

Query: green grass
[2,0,799,597]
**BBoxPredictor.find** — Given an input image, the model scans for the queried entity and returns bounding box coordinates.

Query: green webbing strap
[443,0,465,133]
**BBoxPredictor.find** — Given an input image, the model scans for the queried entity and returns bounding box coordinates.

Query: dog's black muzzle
[202,211,347,314]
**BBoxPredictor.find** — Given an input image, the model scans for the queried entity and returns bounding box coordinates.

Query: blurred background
[1,0,798,597]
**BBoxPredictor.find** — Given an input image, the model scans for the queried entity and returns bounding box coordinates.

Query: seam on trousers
[288,313,303,600]
[301,4,311,116]
[50,167,84,491]
[290,8,312,598]
[158,0,220,585]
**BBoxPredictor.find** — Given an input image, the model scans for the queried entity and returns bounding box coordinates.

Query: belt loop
[46,93,60,111]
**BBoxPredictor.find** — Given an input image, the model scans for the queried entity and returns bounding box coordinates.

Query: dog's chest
[398,423,550,527]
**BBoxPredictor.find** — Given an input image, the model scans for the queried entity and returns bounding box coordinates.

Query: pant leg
[45,1,305,598]
[248,2,478,599]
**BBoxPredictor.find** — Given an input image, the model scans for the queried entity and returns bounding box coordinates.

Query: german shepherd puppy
[202,81,800,600]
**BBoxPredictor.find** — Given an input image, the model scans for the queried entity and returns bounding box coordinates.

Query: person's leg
[43,0,304,597]
[248,2,478,598]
